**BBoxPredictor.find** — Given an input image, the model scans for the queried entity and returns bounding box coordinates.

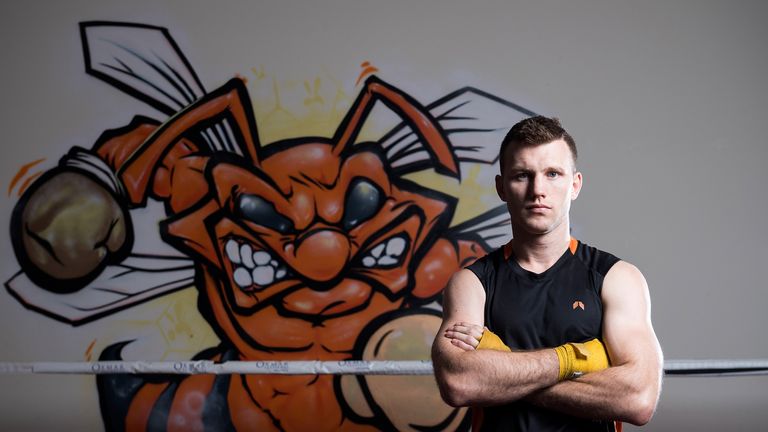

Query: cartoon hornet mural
[7,22,533,431]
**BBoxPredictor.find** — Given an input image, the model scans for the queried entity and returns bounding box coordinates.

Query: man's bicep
[440,269,486,330]
[433,269,486,370]
[601,261,662,368]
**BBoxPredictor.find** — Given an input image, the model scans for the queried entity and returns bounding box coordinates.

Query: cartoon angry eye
[342,178,384,230]
[236,194,294,234]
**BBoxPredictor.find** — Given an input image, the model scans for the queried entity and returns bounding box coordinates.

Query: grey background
[1,0,766,430]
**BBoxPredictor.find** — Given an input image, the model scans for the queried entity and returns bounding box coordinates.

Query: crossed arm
[431,261,663,425]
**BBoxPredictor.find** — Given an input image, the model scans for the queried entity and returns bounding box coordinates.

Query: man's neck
[510,225,572,274]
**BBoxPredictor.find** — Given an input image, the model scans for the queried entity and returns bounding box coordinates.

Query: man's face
[495,139,582,237]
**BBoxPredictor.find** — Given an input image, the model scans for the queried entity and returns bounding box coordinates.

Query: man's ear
[571,171,583,200]
[495,174,507,202]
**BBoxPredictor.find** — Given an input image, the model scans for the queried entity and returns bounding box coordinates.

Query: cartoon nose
[294,229,350,282]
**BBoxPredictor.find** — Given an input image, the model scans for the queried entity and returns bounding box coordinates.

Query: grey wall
[1,0,767,430]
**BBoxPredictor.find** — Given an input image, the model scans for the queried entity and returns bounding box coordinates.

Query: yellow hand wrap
[476,329,511,352]
[553,338,610,380]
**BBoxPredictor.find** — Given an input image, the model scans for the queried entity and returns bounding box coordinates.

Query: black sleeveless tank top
[465,238,620,432]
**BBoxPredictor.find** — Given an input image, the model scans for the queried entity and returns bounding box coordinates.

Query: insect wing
[81,21,205,114]
[5,254,194,326]
[81,21,242,156]
[382,87,536,174]
[447,205,511,250]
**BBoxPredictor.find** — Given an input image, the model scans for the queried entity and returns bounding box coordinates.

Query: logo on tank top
[572,300,585,311]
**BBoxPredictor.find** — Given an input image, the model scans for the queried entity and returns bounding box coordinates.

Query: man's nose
[529,174,546,198]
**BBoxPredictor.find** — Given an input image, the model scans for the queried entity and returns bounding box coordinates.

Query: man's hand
[443,322,484,351]
[445,323,512,352]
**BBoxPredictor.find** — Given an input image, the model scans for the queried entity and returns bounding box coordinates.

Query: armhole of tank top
[484,286,492,332]
[465,259,493,331]
[596,255,621,296]
[576,243,620,297]
[483,252,499,331]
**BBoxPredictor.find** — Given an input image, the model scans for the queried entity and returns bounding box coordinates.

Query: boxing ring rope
[1,360,767,377]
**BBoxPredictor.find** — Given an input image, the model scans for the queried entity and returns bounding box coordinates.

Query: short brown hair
[499,116,577,171]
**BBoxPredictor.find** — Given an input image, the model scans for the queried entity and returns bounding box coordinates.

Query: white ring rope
[1,360,767,377]
[0,361,433,376]
[664,359,768,377]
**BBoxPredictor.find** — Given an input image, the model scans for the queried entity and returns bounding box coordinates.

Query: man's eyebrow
[545,165,567,172]
[508,166,533,172]
[509,166,566,172]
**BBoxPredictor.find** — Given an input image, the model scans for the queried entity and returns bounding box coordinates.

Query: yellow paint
[100,287,218,361]
[246,68,388,145]
[404,163,500,226]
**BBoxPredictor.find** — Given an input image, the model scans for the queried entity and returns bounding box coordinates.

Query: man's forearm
[433,342,560,407]
[525,363,660,425]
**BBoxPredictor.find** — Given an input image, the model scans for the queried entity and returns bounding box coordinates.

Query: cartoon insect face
[126,77,456,360]
[220,144,445,289]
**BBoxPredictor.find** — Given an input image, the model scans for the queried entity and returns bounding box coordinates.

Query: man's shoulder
[575,241,649,301]
[465,243,505,269]
[572,239,622,277]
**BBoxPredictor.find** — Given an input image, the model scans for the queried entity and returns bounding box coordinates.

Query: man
[431,116,663,431]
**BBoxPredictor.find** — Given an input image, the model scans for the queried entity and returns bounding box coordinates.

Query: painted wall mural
[5,21,535,431]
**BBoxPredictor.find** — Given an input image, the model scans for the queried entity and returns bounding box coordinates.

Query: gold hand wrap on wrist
[554,338,610,380]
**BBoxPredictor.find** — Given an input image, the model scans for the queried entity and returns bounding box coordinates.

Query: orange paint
[8,158,45,196]
[16,171,43,197]
[355,61,380,86]
[85,339,97,361]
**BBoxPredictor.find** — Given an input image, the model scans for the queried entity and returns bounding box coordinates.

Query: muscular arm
[431,269,561,407]
[525,261,664,425]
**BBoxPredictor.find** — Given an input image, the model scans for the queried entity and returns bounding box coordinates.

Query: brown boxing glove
[12,154,131,292]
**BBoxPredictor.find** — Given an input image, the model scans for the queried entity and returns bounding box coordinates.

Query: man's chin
[517,221,559,236]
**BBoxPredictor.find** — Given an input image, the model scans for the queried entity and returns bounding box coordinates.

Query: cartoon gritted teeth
[361,234,408,268]
[224,238,289,290]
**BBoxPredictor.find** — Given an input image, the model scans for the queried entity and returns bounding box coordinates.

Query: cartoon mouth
[224,239,289,290]
[223,233,408,292]
[360,234,408,268]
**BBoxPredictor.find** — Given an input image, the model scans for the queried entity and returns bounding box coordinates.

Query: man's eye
[547,171,560,178]
[342,179,384,230]
[513,173,529,181]
[236,194,294,234]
